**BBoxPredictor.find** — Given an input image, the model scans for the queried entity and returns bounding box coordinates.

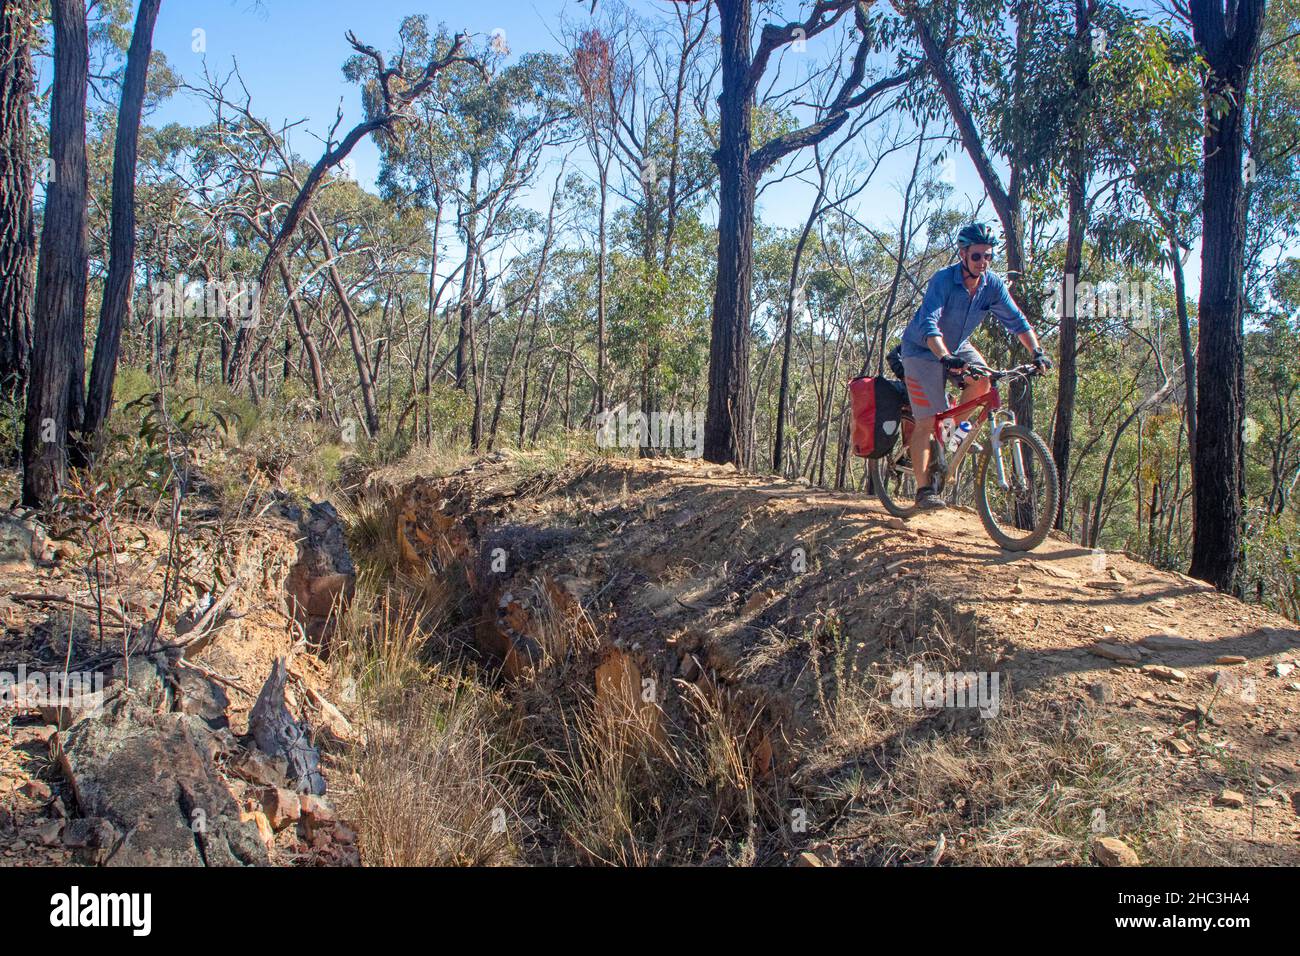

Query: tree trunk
[704,0,755,468]
[1187,0,1265,593]
[81,0,161,451]
[307,214,379,437]
[21,0,87,507]
[0,0,34,397]
[1051,0,1092,532]
[455,163,479,392]
[1169,232,1197,506]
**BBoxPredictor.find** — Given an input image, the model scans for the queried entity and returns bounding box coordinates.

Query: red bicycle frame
[903,381,1002,447]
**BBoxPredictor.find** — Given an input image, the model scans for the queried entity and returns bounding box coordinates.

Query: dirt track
[393,454,1300,864]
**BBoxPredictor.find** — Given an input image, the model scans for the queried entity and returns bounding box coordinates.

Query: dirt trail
[393,454,1300,865]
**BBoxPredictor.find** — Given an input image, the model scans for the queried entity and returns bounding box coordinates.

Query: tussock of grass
[340,676,527,866]
[820,695,1208,866]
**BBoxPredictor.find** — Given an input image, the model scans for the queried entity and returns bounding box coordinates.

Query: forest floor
[2,449,1298,865]
[383,453,1300,865]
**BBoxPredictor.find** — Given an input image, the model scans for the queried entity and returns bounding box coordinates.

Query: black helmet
[957,222,998,248]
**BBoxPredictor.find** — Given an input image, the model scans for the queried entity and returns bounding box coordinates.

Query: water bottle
[947,421,972,453]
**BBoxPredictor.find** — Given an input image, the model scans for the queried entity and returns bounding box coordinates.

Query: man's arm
[913,273,946,352]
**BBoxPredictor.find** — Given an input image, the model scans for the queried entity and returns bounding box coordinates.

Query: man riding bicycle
[900,222,1052,510]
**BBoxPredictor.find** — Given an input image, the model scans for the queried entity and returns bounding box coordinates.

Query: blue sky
[136,0,1204,297]
[145,0,985,230]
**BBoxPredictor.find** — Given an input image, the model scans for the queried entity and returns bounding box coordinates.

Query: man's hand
[941,354,967,374]
[1032,348,1053,373]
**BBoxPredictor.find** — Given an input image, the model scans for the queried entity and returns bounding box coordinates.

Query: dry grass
[820,693,1208,866]
[339,675,528,866]
[330,572,529,867]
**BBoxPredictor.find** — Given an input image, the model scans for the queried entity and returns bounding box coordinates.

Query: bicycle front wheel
[976,424,1059,551]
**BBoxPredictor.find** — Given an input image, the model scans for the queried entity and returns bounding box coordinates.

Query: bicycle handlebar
[951,363,1043,384]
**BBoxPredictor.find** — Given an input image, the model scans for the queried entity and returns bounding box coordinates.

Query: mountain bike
[870,364,1060,551]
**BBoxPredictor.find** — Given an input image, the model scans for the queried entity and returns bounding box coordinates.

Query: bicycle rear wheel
[871,427,923,518]
[975,424,1059,551]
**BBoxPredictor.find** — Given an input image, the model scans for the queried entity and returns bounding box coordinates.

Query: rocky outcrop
[283,500,356,645]
[59,691,269,866]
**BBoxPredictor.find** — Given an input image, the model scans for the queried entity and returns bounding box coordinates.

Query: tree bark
[21,0,87,507]
[704,0,756,467]
[0,0,34,397]
[81,0,162,451]
[1050,0,1093,532]
[1187,0,1265,593]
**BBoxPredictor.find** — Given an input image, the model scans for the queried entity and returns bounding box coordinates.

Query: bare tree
[80,0,163,451]
[22,0,88,506]
[224,29,471,388]
[0,0,34,396]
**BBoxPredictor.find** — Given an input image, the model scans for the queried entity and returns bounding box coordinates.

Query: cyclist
[899,222,1052,510]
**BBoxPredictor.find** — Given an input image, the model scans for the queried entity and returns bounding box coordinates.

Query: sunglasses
[966,251,994,262]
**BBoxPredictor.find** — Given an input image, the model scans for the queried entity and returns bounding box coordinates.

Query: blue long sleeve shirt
[900,263,1031,362]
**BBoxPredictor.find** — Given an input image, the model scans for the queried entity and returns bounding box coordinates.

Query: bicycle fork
[986,411,1026,492]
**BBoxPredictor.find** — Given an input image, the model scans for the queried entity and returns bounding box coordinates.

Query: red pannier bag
[849,375,906,459]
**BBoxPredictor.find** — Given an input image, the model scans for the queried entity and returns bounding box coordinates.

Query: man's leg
[911,412,934,489]
[954,376,991,427]
[951,345,989,427]
[902,357,948,508]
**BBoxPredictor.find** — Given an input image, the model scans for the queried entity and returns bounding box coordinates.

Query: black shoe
[915,485,947,510]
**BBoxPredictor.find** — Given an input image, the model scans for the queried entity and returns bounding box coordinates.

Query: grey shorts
[901,343,985,417]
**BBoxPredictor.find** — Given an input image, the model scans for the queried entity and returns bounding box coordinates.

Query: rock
[228,747,289,789]
[1141,665,1188,683]
[305,572,352,617]
[1140,633,1199,651]
[678,654,701,682]
[241,810,275,851]
[1215,655,1247,665]
[32,820,63,846]
[1290,792,1300,816]
[12,724,59,747]
[19,779,52,801]
[1091,642,1141,663]
[171,667,230,730]
[1164,737,1194,756]
[298,794,336,835]
[248,658,325,796]
[1273,661,1296,678]
[1214,790,1246,809]
[0,512,46,568]
[61,817,116,852]
[259,787,301,831]
[1087,682,1114,705]
[284,501,356,642]
[59,692,268,866]
[1086,580,1125,591]
[1092,837,1139,867]
[795,851,824,867]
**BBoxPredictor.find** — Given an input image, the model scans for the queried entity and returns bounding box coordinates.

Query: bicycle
[870,363,1060,551]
